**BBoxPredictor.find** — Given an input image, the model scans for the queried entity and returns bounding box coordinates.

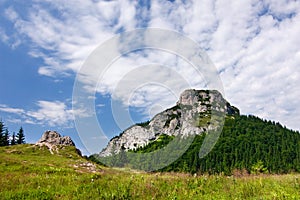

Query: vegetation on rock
[95,114,300,175]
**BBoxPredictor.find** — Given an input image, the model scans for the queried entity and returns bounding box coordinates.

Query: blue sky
[1,0,300,155]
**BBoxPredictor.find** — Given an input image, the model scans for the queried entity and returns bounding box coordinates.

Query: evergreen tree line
[94,115,300,175]
[161,115,300,175]
[0,120,25,146]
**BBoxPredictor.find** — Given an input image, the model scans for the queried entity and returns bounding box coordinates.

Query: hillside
[1,144,300,199]
[95,89,300,174]
[99,89,239,157]
[161,115,300,174]
[0,144,101,199]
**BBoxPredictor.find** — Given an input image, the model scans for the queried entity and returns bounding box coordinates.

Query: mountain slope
[99,89,239,157]
[1,144,300,199]
[0,144,102,199]
[161,115,300,174]
[96,89,300,174]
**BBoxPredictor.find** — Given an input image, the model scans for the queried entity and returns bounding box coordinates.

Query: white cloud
[27,101,74,127]
[1,0,300,130]
[4,6,18,21]
[0,28,9,43]
[0,101,81,128]
[96,104,105,108]
[0,104,25,114]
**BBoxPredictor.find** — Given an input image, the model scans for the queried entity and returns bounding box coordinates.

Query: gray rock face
[37,130,75,146]
[99,89,239,157]
[35,130,80,155]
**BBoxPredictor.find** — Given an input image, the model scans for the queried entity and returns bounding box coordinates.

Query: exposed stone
[36,131,80,155]
[73,162,100,173]
[37,131,75,146]
[99,89,239,157]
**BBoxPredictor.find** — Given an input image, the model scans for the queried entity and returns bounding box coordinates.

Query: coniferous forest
[0,120,25,146]
[95,115,300,175]
[161,115,300,175]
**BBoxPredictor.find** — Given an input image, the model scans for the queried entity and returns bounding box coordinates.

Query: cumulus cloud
[1,0,300,130]
[0,101,84,128]
[26,101,73,127]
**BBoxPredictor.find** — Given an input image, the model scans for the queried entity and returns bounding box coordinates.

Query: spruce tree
[11,132,16,145]
[16,127,25,144]
[4,129,9,146]
[0,121,5,146]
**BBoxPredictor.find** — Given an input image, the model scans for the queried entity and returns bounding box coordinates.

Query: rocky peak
[99,89,239,157]
[37,130,75,146]
[178,89,225,106]
[178,89,210,105]
[36,131,79,155]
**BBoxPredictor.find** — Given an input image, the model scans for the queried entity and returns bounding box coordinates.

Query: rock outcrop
[36,131,79,155]
[37,130,75,146]
[99,89,239,157]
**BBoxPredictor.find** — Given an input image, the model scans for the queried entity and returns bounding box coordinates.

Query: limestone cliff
[99,89,239,157]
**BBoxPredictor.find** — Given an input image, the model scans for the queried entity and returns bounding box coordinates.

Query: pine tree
[11,132,16,145]
[4,129,9,146]
[0,120,5,146]
[16,127,25,144]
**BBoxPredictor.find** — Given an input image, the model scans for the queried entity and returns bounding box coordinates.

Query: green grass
[1,144,300,199]
[131,134,175,153]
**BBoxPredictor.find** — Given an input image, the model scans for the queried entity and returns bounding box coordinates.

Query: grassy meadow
[0,144,300,199]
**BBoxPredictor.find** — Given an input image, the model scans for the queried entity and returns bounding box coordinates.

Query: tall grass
[1,145,299,199]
